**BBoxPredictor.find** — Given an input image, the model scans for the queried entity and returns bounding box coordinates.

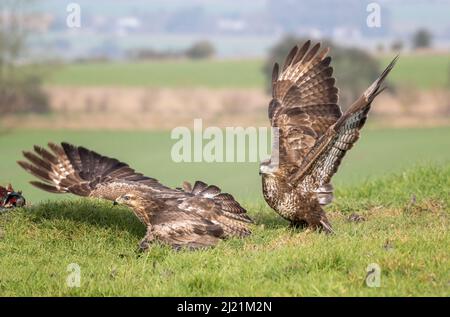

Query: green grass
[44,55,450,89]
[380,54,450,90]
[0,165,448,296]
[45,59,265,88]
[0,127,449,296]
[0,127,449,203]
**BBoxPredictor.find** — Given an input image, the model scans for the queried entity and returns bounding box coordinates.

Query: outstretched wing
[18,142,172,200]
[292,56,399,190]
[152,208,225,250]
[178,180,253,237]
[269,41,342,170]
[153,181,253,248]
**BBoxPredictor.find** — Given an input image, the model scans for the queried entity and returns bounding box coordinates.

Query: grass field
[45,59,265,88]
[0,127,449,296]
[45,54,449,89]
[1,127,449,203]
[380,54,450,90]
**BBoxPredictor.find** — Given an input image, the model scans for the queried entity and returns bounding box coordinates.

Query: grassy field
[1,127,449,203]
[45,59,265,88]
[0,127,449,296]
[45,55,449,89]
[380,54,450,90]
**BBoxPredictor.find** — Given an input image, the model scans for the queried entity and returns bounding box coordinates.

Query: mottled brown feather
[262,41,398,233]
[291,55,399,186]
[270,42,341,168]
[18,142,252,250]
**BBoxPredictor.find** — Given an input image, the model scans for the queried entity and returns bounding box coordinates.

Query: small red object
[0,184,26,209]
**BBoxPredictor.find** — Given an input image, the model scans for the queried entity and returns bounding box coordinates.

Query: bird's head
[114,192,142,208]
[259,158,278,177]
[114,191,164,214]
[2,191,26,208]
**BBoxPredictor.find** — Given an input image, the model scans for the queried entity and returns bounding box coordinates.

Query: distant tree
[263,35,382,109]
[391,39,404,52]
[185,41,215,59]
[0,0,48,115]
[412,29,432,49]
[127,48,182,60]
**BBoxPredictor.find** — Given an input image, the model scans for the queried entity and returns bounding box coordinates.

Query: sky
[19,0,450,59]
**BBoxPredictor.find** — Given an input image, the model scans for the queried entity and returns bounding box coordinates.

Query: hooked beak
[113,196,124,206]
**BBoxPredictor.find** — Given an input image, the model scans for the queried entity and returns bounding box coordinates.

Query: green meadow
[44,55,450,89]
[380,54,450,89]
[0,127,449,203]
[0,127,449,296]
[45,59,265,88]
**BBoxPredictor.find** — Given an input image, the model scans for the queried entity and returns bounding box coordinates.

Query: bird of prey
[260,40,398,233]
[0,184,26,210]
[18,143,252,250]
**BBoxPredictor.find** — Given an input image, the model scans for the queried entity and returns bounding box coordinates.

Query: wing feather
[178,180,252,237]
[18,142,165,199]
[269,41,342,168]
[291,56,399,188]
[152,210,225,250]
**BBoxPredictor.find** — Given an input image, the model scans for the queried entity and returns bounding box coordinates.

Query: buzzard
[18,142,252,250]
[260,40,398,233]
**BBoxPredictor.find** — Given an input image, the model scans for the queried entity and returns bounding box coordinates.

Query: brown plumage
[260,40,398,233]
[18,142,252,250]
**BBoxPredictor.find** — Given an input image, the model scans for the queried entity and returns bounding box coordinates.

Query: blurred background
[0,0,449,203]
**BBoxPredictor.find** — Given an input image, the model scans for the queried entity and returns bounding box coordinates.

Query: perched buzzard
[260,40,398,233]
[0,184,26,210]
[18,143,252,250]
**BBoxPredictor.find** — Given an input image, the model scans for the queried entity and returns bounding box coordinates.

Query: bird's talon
[138,240,151,253]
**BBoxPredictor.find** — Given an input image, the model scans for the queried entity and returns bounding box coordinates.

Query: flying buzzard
[18,142,252,250]
[260,40,398,233]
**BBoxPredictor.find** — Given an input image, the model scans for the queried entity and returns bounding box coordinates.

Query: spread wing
[178,180,253,237]
[152,208,225,250]
[152,181,254,249]
[18,142,172,200]
[291,56,399,190]
[18,142,252,231]
[269,41,342,170]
